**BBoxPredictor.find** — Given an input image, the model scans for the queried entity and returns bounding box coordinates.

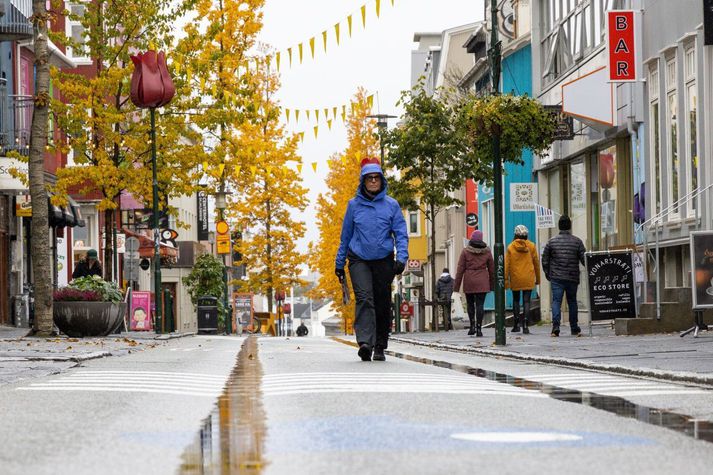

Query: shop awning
[122,228,178,258]
[561,66,617,127]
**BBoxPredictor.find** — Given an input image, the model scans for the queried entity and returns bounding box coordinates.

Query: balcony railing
[0,0,33,41]
[0,79,33,156]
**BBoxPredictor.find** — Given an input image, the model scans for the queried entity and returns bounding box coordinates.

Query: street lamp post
[489,0,506,345]
[215,189,231,335]
[367,114,397,165]
[150,108,163,335]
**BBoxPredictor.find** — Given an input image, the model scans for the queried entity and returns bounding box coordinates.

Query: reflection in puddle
[377,345,713,444]
[179,336,267,474]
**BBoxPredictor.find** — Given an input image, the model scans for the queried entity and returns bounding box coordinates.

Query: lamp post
[215,189,231,335]
[489,0,506,345]
[367,114,397,165]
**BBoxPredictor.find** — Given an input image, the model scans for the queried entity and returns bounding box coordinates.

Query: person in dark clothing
[72,249,103,279]
[296,321,309,337]
[436,268,454,330]
[454,231,494,337]
[335,158,409,362]
[541,215,586,337]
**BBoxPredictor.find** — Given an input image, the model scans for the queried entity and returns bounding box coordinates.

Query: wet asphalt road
[2,335,713,474]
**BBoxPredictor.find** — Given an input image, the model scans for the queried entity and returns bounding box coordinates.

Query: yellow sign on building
[216,234,231,254]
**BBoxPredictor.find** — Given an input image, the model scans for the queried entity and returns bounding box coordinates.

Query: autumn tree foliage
[309,90,379,332]
[50,0,199,280]
[228,63,308,313]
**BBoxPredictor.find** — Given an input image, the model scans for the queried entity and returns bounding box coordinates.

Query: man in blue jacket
[335,158,409,362]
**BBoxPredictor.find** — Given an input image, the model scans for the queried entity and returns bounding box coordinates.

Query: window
[599,146,617,249]
[408,209,420,236]
[665,56,679,219]
[684,46,697,217]
[66,3,89,62]
[649,65,661,215]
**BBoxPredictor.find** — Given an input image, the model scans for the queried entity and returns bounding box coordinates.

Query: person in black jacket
[72,249,103,279]
[296,321,309,337]
[436,268,454,330]
[541,215,586,337]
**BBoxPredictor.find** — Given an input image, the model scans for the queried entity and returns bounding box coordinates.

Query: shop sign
[510,183,537,211]
[406,259,422,273]
[399,301,414,317]
[130,291,152,331]
[535,204,555,229]
[544,105,575,140]
[585,251,636,320]
[0,158,28,191]
[15,195,31,217]
[197,191,209,241]
[234,293,254,329]
[607,10,638,82]
[690,232,713,309]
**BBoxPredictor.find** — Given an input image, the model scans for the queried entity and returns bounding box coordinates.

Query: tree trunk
[29,1,53,335]
[429,203,438,332]
[104,208,114,280]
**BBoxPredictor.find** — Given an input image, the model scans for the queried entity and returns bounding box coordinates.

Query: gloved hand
[335,267,346,282]
[393,260,406,275]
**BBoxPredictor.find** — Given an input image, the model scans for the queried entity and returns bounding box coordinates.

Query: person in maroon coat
[454,230,494,337]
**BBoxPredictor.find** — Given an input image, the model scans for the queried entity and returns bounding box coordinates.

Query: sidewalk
[0,325,195,387]
[391,323,713,386]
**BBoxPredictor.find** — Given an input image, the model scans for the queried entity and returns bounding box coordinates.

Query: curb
[391,336,713,388]
[154,332,197,341]
[0,350,114,363]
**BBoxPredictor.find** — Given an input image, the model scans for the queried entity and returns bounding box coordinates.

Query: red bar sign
[607,10,637,82]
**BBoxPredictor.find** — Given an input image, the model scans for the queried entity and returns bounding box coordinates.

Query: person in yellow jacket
[505,225,540,334]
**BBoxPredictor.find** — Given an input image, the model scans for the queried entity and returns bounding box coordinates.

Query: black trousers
[348,252,395,349]
[511,289,532,324]
[465,292,487,325]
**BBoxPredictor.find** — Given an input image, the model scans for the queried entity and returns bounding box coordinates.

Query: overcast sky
[257,0,485,254]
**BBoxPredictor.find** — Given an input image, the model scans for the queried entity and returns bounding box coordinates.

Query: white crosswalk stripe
[521,373,710,397]
[261,372,548,398]
[16,371,226,398]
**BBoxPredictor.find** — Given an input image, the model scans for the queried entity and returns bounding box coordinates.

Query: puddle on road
[386,348,713,444]
[179,336,267,475]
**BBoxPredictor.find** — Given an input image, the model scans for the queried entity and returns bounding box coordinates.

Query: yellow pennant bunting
[296,110,300,123]
[333,106,338,119]
[315,109,320,121]
[391,0,395,5]
[342,104,347,121]
[313,126,319,139]
[361,5,366,28]
[322,31,328,52]
[324,108,329,119]
[288,47,293,66]
[218,163,226,176]
[299,132,305,142]
[327,119,333,130]
[298,43,303,63]
[250,166,257,176]
[285,109,290,122]
[276,51,281,71]
[347,15,353,37]
[311,162,318,172]
[306,110,311,121]
[376,0,381,17]
[367,94,374,110]
[297,163,303,173]
[309,37,315,58]
[334,23,341,45]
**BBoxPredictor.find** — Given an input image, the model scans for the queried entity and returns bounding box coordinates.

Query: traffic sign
[139,258,151,271]
[125,237,140,252]
[125,251,140,260]
[466,213,478,227]
[406,259,422,273]
[216,220,229,235]
[399,301,414,317]
[217,234,231,254]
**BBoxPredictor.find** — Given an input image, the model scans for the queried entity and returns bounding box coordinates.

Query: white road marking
[521,373,710,397]
[451,432,583,443]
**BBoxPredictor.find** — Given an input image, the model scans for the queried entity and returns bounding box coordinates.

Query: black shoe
[373,346,386,361]
[476,325,483,337]
[551,326,560,337]
[523,326,530,335]
[511,323,521,333]
[571,327,582,337]
[467,322,476,335]
[358,344,372,361]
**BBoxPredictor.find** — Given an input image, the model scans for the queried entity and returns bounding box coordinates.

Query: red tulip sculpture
[130,51,175,109]
[599,153,615,190]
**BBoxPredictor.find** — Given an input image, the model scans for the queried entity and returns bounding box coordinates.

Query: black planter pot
[53,302,127,337]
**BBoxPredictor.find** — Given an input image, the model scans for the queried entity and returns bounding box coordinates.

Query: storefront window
[570,161,588,248]
[649,65,661,215]
[666,56,679,218]
[685,45,697,216]
[599,146,617,249]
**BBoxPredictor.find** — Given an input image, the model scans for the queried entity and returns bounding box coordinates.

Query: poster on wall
[130,291,153,331]
[585,251,636,320]
[197,191,210,241]
[510,183,537,211]
[690,232,713,309]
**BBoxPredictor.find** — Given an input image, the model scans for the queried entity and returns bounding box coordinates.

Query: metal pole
[490,0,505,345]
[150,108,163,334]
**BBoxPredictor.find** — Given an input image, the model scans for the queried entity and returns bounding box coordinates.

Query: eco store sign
[585,251,636,321]
[0,158,28,191]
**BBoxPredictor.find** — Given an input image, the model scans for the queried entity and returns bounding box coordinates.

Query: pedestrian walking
[454,230,494,337]
[541,215,586,337]
[296,321,309,337]
[72,249,103,279]
[505,225,540,334]
[335,158,409,362]
[436,268,454,330]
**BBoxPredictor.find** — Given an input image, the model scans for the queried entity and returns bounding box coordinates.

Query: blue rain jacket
[335,163,409,268]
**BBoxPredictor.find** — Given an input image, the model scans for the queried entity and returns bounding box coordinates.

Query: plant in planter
[53,276,127,337]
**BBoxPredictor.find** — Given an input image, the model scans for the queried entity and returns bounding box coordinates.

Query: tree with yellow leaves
[309,89,379,333]
[228,62,308,313]
[50,0,200,280]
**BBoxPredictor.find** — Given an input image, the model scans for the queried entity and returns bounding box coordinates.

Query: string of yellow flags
[285,94,375,143]
[273,0,396,72]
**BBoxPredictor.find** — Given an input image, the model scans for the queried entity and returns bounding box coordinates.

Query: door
[0,196,9,324]
[161,283,177,333]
